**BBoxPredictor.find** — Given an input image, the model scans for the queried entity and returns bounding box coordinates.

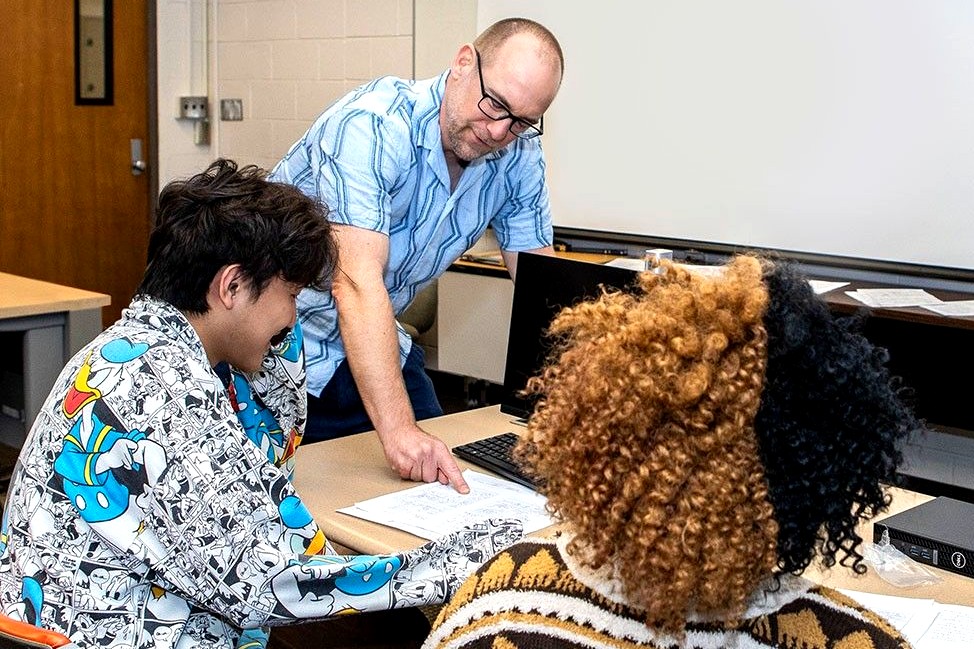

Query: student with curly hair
[424,255,923,649]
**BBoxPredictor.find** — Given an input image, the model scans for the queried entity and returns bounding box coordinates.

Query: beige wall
[157,0,215,185]
[414,0,476,78]
[216,0,414,172]
[158,0,420,183]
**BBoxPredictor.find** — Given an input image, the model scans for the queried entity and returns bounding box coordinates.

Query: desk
[0,273,110,444]
[293,405,974,607]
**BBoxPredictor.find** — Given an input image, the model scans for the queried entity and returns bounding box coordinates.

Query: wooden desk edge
[0,273,111,319]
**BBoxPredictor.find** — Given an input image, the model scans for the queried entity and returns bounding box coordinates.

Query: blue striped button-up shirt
[271,72,553,395]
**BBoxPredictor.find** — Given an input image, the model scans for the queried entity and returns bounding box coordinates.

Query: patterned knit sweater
[423,535,911,649]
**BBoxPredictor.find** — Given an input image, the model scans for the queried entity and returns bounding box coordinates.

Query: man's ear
[450,43,476,80]
[213,264,244,310]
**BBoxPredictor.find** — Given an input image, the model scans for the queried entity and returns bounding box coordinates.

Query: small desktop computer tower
[873,496,974,579]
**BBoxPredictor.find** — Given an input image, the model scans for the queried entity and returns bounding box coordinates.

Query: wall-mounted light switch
[221,99,244,121]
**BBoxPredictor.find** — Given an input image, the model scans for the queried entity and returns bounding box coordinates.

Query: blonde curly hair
[517,255,779,631]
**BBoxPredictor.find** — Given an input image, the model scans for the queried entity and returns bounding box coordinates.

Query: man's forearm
[335,285,415,437]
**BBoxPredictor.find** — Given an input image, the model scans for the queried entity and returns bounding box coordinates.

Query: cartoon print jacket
[0,296,521,649]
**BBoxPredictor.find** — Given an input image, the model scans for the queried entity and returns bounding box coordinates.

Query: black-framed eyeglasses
[474,49,544,140]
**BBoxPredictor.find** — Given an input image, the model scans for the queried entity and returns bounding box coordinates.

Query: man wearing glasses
[271,18,564,494]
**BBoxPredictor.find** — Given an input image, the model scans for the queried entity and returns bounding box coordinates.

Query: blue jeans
[304,344,443,443]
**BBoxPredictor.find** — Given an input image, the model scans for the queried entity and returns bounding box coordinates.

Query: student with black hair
[0,159,520,649]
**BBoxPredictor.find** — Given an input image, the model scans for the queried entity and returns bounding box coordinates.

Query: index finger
[438,451,469,494]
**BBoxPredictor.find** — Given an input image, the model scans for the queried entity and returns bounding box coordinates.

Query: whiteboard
[477,1,974,272]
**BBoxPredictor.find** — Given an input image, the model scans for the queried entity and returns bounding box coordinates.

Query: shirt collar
[414,72,448,152]
[124,295,208,361]
[555,530,813,620]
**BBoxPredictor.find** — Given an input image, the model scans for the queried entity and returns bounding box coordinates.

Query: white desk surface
[293,405,974,607]
[0,272,110,319]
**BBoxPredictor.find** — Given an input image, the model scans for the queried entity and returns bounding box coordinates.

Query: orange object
[0,612,76,649]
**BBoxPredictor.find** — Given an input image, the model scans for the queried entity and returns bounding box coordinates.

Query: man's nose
[485,119,512,142]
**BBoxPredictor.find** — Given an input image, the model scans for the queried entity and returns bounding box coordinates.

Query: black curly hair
[755,261,925,576]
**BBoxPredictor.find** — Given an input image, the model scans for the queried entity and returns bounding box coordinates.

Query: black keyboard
[452,432,539,490]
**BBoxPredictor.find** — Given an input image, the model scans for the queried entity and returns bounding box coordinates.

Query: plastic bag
[861,529,943,588]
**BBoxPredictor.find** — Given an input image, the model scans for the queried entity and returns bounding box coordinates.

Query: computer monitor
[500,253,640,420]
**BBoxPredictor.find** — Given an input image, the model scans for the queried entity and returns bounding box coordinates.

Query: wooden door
[0,1,151,327]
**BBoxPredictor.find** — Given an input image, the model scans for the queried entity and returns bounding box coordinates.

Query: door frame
[147,0,159,219]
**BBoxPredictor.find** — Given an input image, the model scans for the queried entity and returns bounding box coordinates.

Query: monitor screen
[500,253,640,419]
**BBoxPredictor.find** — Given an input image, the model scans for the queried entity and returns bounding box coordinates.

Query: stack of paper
[338,470,554,540]
[807,280,849,295]
[845,288,943,309]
